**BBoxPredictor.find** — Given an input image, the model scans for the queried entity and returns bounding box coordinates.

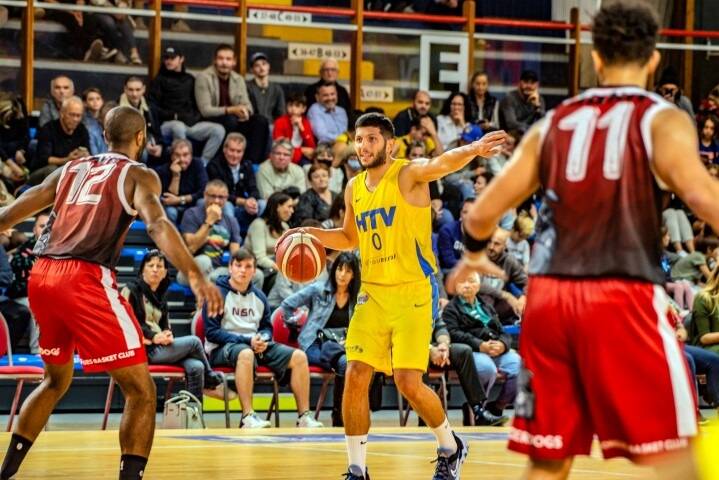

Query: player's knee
[44,372,73,395]
[394,371,423,398]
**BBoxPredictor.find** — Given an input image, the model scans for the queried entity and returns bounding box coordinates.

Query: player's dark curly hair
[592,0,659,66]
[355,112,395,139]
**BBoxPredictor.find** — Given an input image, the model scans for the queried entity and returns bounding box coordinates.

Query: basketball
[276,232,326,283]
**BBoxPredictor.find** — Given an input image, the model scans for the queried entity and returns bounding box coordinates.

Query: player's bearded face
[359,138,387,169]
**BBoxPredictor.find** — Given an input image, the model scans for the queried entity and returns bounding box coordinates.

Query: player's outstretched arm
[131,167,223,317]
[403,130,507,184]
[652,108,719,234]
[277,178,359,252]
[0,166,63,231]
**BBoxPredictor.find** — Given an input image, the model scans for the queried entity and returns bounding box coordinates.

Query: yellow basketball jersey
[352,159,437,285]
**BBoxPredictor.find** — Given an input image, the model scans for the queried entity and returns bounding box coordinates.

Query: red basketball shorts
[508,276,697,462]
[29,257,147,373]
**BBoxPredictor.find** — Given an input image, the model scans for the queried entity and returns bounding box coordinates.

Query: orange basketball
[276,232,326,283]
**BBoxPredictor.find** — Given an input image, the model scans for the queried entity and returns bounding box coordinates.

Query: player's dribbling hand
[467,130,507,158]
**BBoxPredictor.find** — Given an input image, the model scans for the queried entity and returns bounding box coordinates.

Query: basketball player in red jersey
[451,2,719,479]
[0,106,223,480]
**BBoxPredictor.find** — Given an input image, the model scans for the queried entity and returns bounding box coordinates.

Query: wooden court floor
[0,427,659,479]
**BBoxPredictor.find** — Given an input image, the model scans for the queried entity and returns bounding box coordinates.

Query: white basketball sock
[432,417,457,455]
[345,434,368,472]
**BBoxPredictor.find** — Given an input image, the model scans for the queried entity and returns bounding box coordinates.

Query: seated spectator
[206,133,262,236]
[498,70,545,134]
[436,92,471,151]
[0,242,31,353]
[43,0,98,61]
[293,163,338,226]
[304,58,351,113]
[672,236,719,285]
[245,191,294,282]
[122,250,230,401]
[393,89,436,137]
[150,47,226,166]
[0,92,29,188]
[394,115,442,159]
[119,76,163,164]
[85,0,141,64]
[655,66,694,119]
[8,213,49,354]
[341,151,363,184]
[307,82,348,144]
[304,143,344,195]
[474,171,515,230]
[468,71,499,131]
[506,213,534,267]
[30,96,89,185]
[486,129,518,176]
[437,199,472,272]
[178,180,241,285]
[82,87,107,155]
[195,44,269,164]
[692,266,719,355]
[205,249,323,428]
[273,93,316,165]
[321,194,345,230]
[257,139,306,199]
[443,271,520,420]
[485,229,527,314]
[39,75,75,127]
[661,226,694,311]
[699,115,719,165]
[430,313,506,426]
[156,139,208,224]
[280,252,359,426]
[246,52,285,125]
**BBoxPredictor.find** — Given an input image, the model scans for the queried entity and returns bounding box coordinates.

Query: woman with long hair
[280,252,361,426]
[693,266,719,354]
[436,92,472,151]
[245,191,294,276]
[467,71,499,130]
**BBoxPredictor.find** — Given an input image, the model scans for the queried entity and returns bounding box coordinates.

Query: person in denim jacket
[280,252,360,426]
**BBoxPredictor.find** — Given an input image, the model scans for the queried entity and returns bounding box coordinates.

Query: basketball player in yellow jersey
[280,113,506,480]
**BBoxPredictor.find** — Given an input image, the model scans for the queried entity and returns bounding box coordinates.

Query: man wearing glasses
[177,179,242,286]
[304,58,352,113]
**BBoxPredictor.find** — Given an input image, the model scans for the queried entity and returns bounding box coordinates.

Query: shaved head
[104,106,146,146]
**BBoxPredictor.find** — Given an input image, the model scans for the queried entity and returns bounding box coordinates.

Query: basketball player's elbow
[145,217,174,241]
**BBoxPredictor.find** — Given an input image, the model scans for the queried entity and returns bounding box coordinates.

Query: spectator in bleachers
[473,171,515,230]
[676,312,719,417]
[340,150,362,185]
[699,115,719,165]
[8,213,49,354]
[42,0,96,61]
[85,0,141,64]
[436,92,472,151]
[81,88,107,155]
[206,133,261,236]
[205,249,323,428]
[280,252,359,426]
[505,213,533,267]
[437,199,471,273]
[246,52,285,125]
[0,241,31,353]
[485,229,527,314]
[691,266,719,356]
[430,312,507,426]
[498,69,545,134]
[307,82,348,144]
[156,139,208,224]
[321,194,345,230]
[468,71,499,131]
[30,96,89,186]
[178,179,241,285]
[304,58,351,113]
[486,129,518,175]
[122,250,230,402]
[443,271,520,421]
[293,163,338,226]
[39,75,74,127]
[671,236,719,286]
[272,93,315,165]
[195,44,270,165]
[663,202,695,254]
[307,142,343,195]
[661,226,695,311]
[257,138,306,199]
[150,47,226,167]
[0,92,29,187]
[394,115,442,159]
[655,66,694,119]
[393,89,435,137]
[119,75,163,164]
[245,191,294,284]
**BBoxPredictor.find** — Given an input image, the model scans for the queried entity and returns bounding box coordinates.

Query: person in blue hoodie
[204,248,323,429]
[437,199,472,273]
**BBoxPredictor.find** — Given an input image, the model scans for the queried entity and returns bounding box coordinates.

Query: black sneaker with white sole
[432,432,468,480]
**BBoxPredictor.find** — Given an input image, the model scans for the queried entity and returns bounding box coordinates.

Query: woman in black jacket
[442,271,520,417]
[121,250,231,401]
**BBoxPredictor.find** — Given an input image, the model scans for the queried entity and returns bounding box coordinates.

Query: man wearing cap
[498,69,545,134]
[195,44,270,164]
[150,46,226,166]
[304,58,352,113]
[246,52,285,125]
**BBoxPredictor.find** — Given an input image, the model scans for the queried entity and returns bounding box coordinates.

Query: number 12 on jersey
[558,101,635,182]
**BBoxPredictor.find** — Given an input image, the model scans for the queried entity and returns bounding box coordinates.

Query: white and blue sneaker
[432,432,468,480]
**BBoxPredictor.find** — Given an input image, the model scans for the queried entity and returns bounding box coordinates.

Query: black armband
[463,230,490,253]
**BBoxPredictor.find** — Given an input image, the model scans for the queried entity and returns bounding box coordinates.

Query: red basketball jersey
[530,86,674,284]
[35,153,140,269]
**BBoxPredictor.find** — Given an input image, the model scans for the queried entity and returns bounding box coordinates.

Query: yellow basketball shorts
[345,275,439,375]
